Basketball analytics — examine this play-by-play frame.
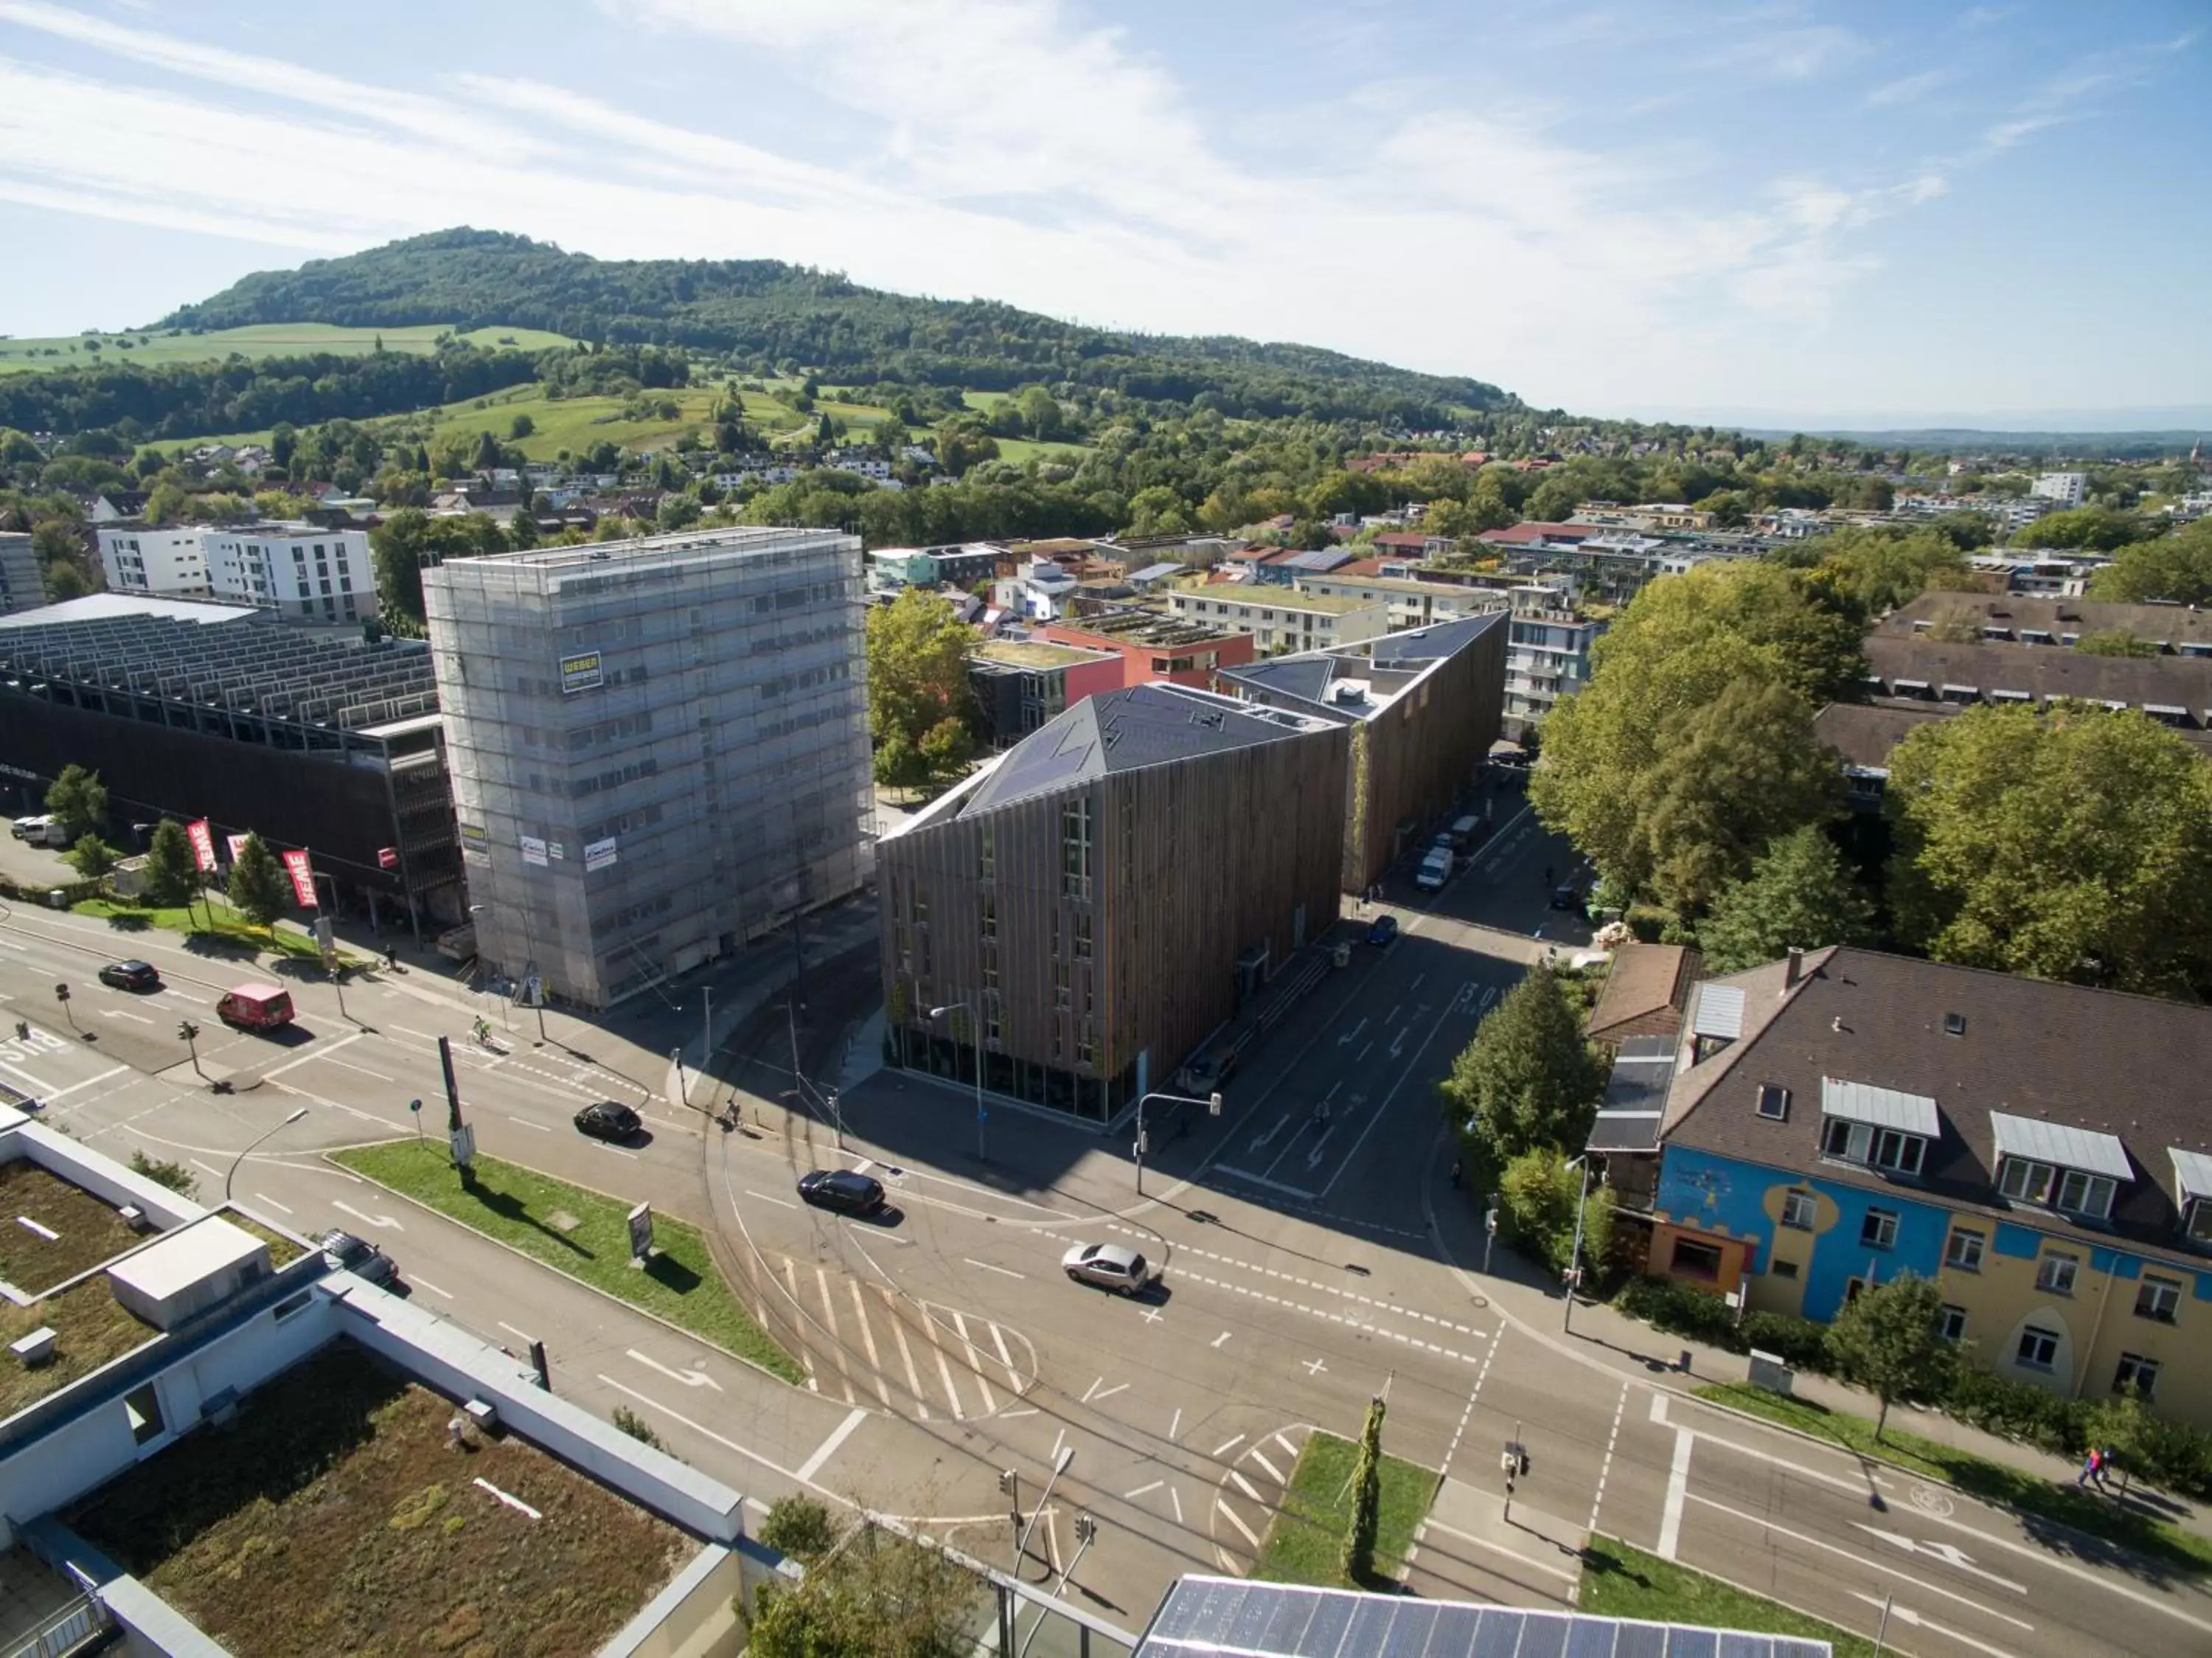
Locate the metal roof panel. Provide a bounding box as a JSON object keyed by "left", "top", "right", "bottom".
{"left": 1820, "top": 1078, "right": 1941, "bottom": 1137}
{"left": 1989, "top": 1111, "right": 2131, "bottom": 1180}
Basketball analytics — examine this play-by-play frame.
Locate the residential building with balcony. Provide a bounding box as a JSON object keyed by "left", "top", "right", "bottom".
{"left": 97, "top": 522, "right": 375, "bottom": 625}
{"left": 1504, "top": 586, "right": 1606, "bottom": 738}
{"left": 2031, "top": 471, "right": 2088, "bottom": 509}
{"left": 1164, "top": 585, "right": 1387, "bottom": 656}
{"left": 1592, "top": 946, "right": 2212, "bottom": 1427}
{"left": 967, "top": 638, "right": 1124, "bottom": 748}
{"left": 1036, "top": 608, "right": 1256, "bottom": 691}
{"left": 876, "top": 683, "right": 1349, "bottom": 1124}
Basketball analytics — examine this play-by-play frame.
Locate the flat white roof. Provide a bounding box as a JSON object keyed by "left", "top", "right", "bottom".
{"left": 107, "top": 1216, "right": 265, "bottom": 1302}
{"left": 1990, "top": 1112, "right": 2132, "bottom": 1181}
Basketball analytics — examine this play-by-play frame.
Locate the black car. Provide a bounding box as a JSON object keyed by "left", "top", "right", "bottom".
{"left": 97, "top": 960, "right": 161, "bottom": 992}
{"left": 574, "top": 1100, "right": 642, "bottom": 1141}
{"left": 316, "top": 1229, "right": 398, "bottom": 1287}
{"left": 1549, "top": 884, "right": 1589, "bottom": 916}
{"left": 797, "top": 1169, "right": 887, "bottom": 1216}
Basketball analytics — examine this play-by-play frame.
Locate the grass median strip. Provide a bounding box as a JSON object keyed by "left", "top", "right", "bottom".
{"left": 1697, "top": 1381, "right": 2212, "bottom": 1578}
{"left": 1580, "top": 1536, "right": 1877, "bottom": 1657}
{"left": 1251, "top": 1429, "right": 1433, "bottom": 1589}
{"left": 75, "top": 895, "right": 364, "bottom": 965}
{"left": 331, "top": 1138, "right": 802, "bottom": 1384}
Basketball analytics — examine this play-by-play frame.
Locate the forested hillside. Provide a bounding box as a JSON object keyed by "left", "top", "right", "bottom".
{"left": 163, "top": 229, "right": 1515, "bottom": 426}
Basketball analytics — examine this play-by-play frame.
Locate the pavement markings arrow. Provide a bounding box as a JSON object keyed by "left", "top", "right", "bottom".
{"left": 627, "top": 1348, "right": 725, "bottom": 1392}
{"left": 1846, "top": 1592, "right": 2028, "bottom": 1658}
{"left": 1850, "top": 1524, "right": 2026, "bottom": 1594}
{"left": 331, "top": 1200, "right": 403, "bottom": 1232}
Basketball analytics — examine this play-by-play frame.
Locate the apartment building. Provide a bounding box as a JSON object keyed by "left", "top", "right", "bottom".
{"left": 97, "top": 521, "right": 375, "bottom": 625}
{"left": 1596, "top": 947, "right": 2212, "bottom": 1428}
{"left": 2031, "top": 471, "right": 2089, "bottom": 509}
{"left": 1221, "top": 613, "right": 1507, "bottom": 893}
{"left": 967, "top": 638, "right": 1123, "bottom": 748}
{"left": 1505, "top": 586, "right": 1607, "bottom": 737}
{"left": 1165, "top": 584, "right": 1387, "bottom": 655}
{"left": 877, "top": 683, "right": 1348, "bottom": 1123}
{"left": 425, "top": 526, "right": 870, "bottom": 1007}
{"left": 0, "top": 531, "right": 41, "bottom": 616}
{"left": 1035, "top": 608, "right": 1256, "bottom": 691}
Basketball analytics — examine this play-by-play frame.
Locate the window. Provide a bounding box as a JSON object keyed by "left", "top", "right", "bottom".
{"left": 2000, "top": 1158, "right": 2116, "bottom": 1219}
{"left": 1861, "top": 1208, "right": 1899, "bottom": 1250}
{"left": 1669, "top": 1238, "right": 1722, "bottom": 1282}
{"left": 980, "top": 893, "right": 997, "bottom": 941}
{"left": 1756, "top": 1084, "right": 1790, "bottom": 1121}
{"left": 1944, "top": 1228, "right": 1986, "bottom": 1272}
{"left": 124, "top": 1381, "right": 166, "bottom": 1446}
{"left": 2188, "top": 1199, "right": 2212, "bottom": 1246}
{"left": 981, "top": 945, "right": 998, "bottom": 991}
{"left": 1060, "top": 797, "right": 1093, "bottom": 901}
{"left": 1843, "top": 1276, "right": 1869, "bottom": 1305}
{"left": 979, "top": 825, "right": 995, "bottom": 881}
{"left": 1053, "top": 961, "right": 1071, "bottom": 1008}
{"left": 2036, "top": 1252, "right": 2079, "bottom": 1296}
{"left": 1074, "top": 912, "right": 1093, "bottom": 960}
{"left": 1937, "top": 1304, "right": 1968, "bottom": 1343}
{"left": 1820, "top": 1117, "right": 1926, "bottom": 1176}
{"left": 2135, "top": 1276, "right": 2181, "bottom": 1324}
{"left": 1780, "top": 1190, "right": 1817, "bottom": 1231}
{"left": 911, "top": 886, "right": 929, "bottom": 926}
{"left": 1772, "top": 1258, "right": 1800, "bottom": 1280}
{"left": 2016, "top": 1327, "right": 2060, "bottom": 1371}
{"left": 2115, "top": 1353, "right": 2160, "bottom": 1401}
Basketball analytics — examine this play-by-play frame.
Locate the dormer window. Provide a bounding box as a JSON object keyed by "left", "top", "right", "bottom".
{"left": 1991, "top": 1112, "right": 2129, "bottom": 1221}
{"left": 1818, "top": 1079, "right": 1935, "bottom": 1176}
{"left": 2166, "top": 1148, "right": 2212, "bottom": 1246}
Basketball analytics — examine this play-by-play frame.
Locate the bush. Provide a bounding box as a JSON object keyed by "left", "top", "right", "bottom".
{"left": 129, "top": 1151, "right": 198, "bottom": 1199}
{"left": 1737, "top": 1311, "right": 1832, "bottom": 1373}
{"left": 611, "top": 1405, "right": 664, "bottom": 1451}
{"left": 1942, "top": 1364, "right": 2084, "bottom": 1457}
{"left": 1613, "top": 1275, "right": 1742, "bottom": 1349}
{"left": 1498, "top": 1148, "right": 1612, "bottom": 1280}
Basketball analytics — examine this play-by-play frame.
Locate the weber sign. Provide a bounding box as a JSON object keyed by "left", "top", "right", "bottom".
{"left": 557, "top": 651, "right": 604, "bottom": 694}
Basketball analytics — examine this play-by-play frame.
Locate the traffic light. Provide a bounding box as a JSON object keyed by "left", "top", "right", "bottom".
{"left": 1074, "top": 1513, "right": 1098, "bottom": 1546}
{"left": 998, "top": 1468, "right": 1018, "bottom": 1496}
{"left": 178, "top": 1021, "right": 199, "bottom": 1044}
{"left": 53, "top": 983, "right": 69, "bottom": 1003}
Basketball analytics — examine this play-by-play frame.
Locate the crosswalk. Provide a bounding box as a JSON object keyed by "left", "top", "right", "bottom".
{"left": 768, "top": 1253, "right": 1036, "bottom": 1421}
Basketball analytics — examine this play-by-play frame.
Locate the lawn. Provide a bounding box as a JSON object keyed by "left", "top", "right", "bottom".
{"left": 73, "top": 895, "right": 364, "bottom": 967}
{"left": 331, "top": 1139, "right": 801, "bottom": 1384}
{"left": 385, "top": 383, "right": 725, "bottom": 462}
{"left": 1697, "top": 1382, "right": 2212, "bottom": 1577}
{"left": 1251, "top": 1429, "right": 1435, "bottom": 1589}
{"left": 1579, "top": 1536, "right": 1878, "bottom": 1657}
{"left": 65, "top": 1340, "right": 692, "bottom": 1658}
{"left": 0, "top": 1160, "right": 144, "bottom": 1292}
{"left": 995, "top": 436, "right": 1091, "bottom": 467}
{"left": 0, "top": 322, "right": 572, "bottom": 375}
{"left": 0, "top": 1279, "right": 159, "bottom": 1418}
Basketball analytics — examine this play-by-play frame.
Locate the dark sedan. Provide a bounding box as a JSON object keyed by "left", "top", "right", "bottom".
{"left": 1366, "top": 915, "right": 1399, "bottom": 947}
{"left": 97, "top": 960, "right": 161, "bottom": 991}
{"left": 574, "top": 1100, "right": 642, "bottom": 1141}
{"left": 316, "top": 1229, "right": 397, "bottom": 1287}
{"left": 797, "top": 1169, "right": 888, "bottom": 1216}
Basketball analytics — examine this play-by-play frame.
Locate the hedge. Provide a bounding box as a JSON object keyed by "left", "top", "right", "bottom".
{"left": 1613, "top": 1275, "right": 2212, "bottom": 1501}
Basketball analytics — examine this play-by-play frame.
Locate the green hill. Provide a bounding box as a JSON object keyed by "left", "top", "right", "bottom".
{"left": 0, "top": 323, "right": 574, "bottom": 376}
{"left": 163, "top": 228, "right": 1516, "bottom": 427}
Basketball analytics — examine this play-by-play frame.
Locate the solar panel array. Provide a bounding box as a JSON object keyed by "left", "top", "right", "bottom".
{"left": 1138, "top": 1578, "right": 1831, "bottom": 1658}
{"left": 0, "top": 611, "right": 439, "bottom": 733}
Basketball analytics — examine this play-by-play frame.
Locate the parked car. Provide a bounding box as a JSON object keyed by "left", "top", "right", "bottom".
{"left": 97, "top": 960, "right": 161, "bottom": 992}
{"left": 1180, "top": 1048, "right": 1239, "bottom": 1092}
{"left": 317, "top": 1229, "right": 397, "bottom": 1287}
{"left": 1061, "top": 1241, "right": 1154, "bottom": 1294}
{"left": 1366, "top": 915, "right": 1399, "bottom": 947}
{"left": 1549, "top": 884, "right": 1589, "bottom": 916}
{"left": 798, "top": 1169, "right": 887, "bottom": 1216}
{"left": 215, "top": 982, "right": 293, "bottom": 1030}
{"left": 574, "top": 1100, "right": 641, "bottom": 1142}
{"left": 10, "top": 814, "right": 51, "bottom": 841}
{"left": 1415, "top": 848, "right": 1454, "bottom": 892}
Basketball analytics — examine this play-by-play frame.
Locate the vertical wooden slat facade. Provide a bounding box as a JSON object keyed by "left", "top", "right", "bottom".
{"left": 877, "top": 719, "right": 1347, "bottom": 1120}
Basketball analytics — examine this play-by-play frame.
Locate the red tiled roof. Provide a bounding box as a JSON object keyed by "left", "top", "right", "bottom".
{"left": 1374, "top": 531, "right": 1430, "bottom": 549}
{"left": 1478, "top": 521, "right": 1586, "bottom": 545}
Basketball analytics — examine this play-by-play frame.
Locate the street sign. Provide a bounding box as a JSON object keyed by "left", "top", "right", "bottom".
{"left": 408, "top": 1098, "right": 422, "bottom": 1114}
{"left": 627, "top": 1201, "right": 655, "bottom": 1263}
{"left": 449, "top": 1123, "right": 476, "bottom": 1172}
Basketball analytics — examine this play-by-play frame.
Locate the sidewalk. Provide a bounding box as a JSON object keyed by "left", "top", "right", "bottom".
{"left": 1418, "top": 1153, "right": 2212, "bottom": 1547}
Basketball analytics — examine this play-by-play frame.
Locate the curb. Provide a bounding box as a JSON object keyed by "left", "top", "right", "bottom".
{"left": 321, "top": 1142, "right": 807, "bottom": 1390}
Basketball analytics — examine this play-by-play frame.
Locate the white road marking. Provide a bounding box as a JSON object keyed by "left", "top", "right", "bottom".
{"left": 331, "top": 1200, "right": 403, "bottom": 1231}
{"left": 1250, "top": 1449, "right": 1284, "bottom": 1484}
{"left": 1089, "top": 1381, "right": 1127, "bottom": 1402}
{"left": 40, "top": 1064, "right": 126, "bottom": 1101}
{"left": 0, "top": 1060, "right": 56, "bottom": 1093}
{"left": 1657, "top": 1426, "right": 1693, "bottom": 1559}
{"left": 319, "top": 1055, "right": 395, "bottom": 1083}
{"left": 1082, "top": 1376, "right": 1105, "bottom": 1404}
{"left": 794, "top": 1407, "right": 869, "bottom": 1482}
{"left": 1688, "top": 1494, "right": 2034, "bottom": 1629}
{"left": 1123, "top": 1480, "right": 1164, "bottom": 1499}
{"left": 498, "top": 1321, "right": 534, "bottom": 1341}
{"left": 814, "top": 1266, "right": 854, "bottom": 1405}
{"left": 987, "top": 1321, "right": 1021, "bottom": 1392}
{"left": 961, "top": 1257, "right": 1025, "bottom": 1279}
{"left": 627, "top": 1349, "right": 723, "bottom": 1392}
{"left": 1171, "top": 1486, "right": 1183, "bottom": 1525}
{"left": 1420, "top": 1516, "right": 1581, "bottom": 1584}
{"left": 1212, "top": 1433, "right": 1246, "bottom": 1457}
{"left": 264, "top": 1030, "right": 366, "bottom": 1080}
{"left": 1211, "top": 1331, "right": 1231, "bottom": 1349}
{"left": 594, "top": 1142, "right": 639, "bottom": 1159}
{"left": 1851, "top": 1524, "right": 2026, "bottom": 1594}
{"left": 503, "top": 1114, "right": 551, "bottom": 1131}
{"left": 596, "top": 1375, "right": 820, "bottom": 1490}
{"left": 411, "top": 1277, "right": 453, "bottom": 1299}
{"left": 1168, "top": 1407, "right": 1182, "bottom": 1442}
{"left": 189, "top": 1157, "right": 222, "bottom": 1178}
{"left": 250, "top": 1193, "right": 293, "bottom": 1215}
{"left": 390, "top": 1024, "right": 441, "bottom": 1043}
{"left": 1846, "top": 1594, "right": 2024, "bottom": 1658}
{"left": 849, "top": 1280, "right": 891, "bottom": 1408}
{"left": 745, "top": 1188, "right": 799, "bottom": 1209}
{"left": 887, "top": 1302, "right": 930, "bottom": 1420}
{"left": 1215, "top": 1498, "right": 1259, "bottom": 1548}
{"left": 931, "top": 1330, "right": 966, "bottom": 1421}
{"left": 99, "top": 1008, "right": 153, "bottom": 1025}
{"left": 1229, "top": 1470, "right": 1262, "bottom": 1502}
{"left": 951, "top": 1310, "right": 998, "bottom": 1412}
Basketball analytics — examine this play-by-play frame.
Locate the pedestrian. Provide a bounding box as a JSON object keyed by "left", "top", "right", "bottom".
{"left": 384, "top": 943, "right": 397, "bottom": 971}
{"left": 1450, "top": 1159, "right": 1463, "bottom": 1190}
{"left": 2093, "top": 1446, "right": 2116, "bottom": 1492}
{"left": 2077, "top": 1447, "right": 2103, "bottom": 1488}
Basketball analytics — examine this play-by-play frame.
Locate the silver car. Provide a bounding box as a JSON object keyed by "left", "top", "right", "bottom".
{"left": 1061, "top": 1241, "right": 1152, "bottom": 1294}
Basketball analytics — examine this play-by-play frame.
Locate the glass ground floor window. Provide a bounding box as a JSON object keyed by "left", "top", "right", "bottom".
{"left": 888, "top": 1024, "right": 1137, "bottom": 1124}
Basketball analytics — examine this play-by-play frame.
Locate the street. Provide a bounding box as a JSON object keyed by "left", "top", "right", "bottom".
{"left": 6, "top": 796, "right": 2210, "bottom": 1657}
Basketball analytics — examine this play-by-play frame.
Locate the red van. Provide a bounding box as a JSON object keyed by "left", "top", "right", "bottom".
{"left": 216, "top": 982, "right": 294, "bottom": 1031}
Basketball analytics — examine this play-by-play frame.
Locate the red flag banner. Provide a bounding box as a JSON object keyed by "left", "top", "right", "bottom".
{"left": 377, "top": 847, "right": 400, "bottom": 870}
{"left": 226, "top": 833, "right": 251, "bottom": 866}
{"left": 185, "top": 819, "right": 218, "bottom": 873}
{"left": 280, "top": 848, "right": 318, "bottom": 908}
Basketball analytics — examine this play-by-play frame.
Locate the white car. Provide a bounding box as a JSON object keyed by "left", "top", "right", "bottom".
{"left": 1061, "top": 1241, "right": 1154, "bottom": 1294}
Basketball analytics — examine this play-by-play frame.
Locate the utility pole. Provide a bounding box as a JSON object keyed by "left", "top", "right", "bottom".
{"left": 1564, "top": 1154, "right": 1593, "bottom": 1333}
{"left": 178, "top": 1020, "right": 203, "bottom": 1079}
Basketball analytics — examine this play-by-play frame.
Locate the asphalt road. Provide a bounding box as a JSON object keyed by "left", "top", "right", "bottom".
{"left": 9, "top": 805, "right": 2211, "bottom": 1654}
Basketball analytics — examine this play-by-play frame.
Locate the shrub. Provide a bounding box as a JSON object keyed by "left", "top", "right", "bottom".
{"left": 129, "top": 1151, "right": 198, "bottom": 1199}
{"left": 1737, "top": 1311, "right": 1832, "bottom": 1373}
{"left": 1612, "top": 1276, "right": 1742, "bottom": 1350}
{"left": 1941, "top": 1364, "right": 2083, "bottom": 1456}
{"left": 611, "top": 1405, "right": 664, "bottom": 1451}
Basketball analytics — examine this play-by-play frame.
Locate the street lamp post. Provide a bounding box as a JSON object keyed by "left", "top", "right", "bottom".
{"left": 1132, "top": 1089, "right": 1222, "bottom": 1196}
{"left": 928, "top": 1002, "right": 986, "bottom": 1163}
{"left": 1562, "top": 1153, "right": 1593, "bottom": 1334}
{"left": 224, "top": 1106, "right": 310, "bottom": 1201}
{"left": 1012, "top": 1445, "right": 1074, "bottom": 1578}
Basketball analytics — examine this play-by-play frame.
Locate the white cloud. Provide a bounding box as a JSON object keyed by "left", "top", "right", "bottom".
{"left": 1866, "top": 69, "right": 1950, "bottom": 106}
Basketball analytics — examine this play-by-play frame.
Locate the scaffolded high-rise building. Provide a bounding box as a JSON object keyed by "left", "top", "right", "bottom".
{"left": 425, "top": 527, "right": 870, "bottom": 1007}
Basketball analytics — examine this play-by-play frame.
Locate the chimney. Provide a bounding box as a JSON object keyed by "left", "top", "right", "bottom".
{"left": 1785, "top": 947, "right": 1805, "bottom": 988}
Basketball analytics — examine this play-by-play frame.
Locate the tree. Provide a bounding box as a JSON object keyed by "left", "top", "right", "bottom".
{"left": 917, "top": 715, "right": 974, "bottom": 787}
{"left": 2015, "top": 505, "right": 2151, "bottom": 552}
{"left": 509, "top": 412, "right": 535, "bottom": 439}
{"left": 1498, "top": 1147, "right": 1614, "bottom": 1277}
{"left": 1438, "top": 963, "right": 1607, "bottom": 1170}
{"left": 758, "top": 1495, "right": 841, "bottom": 1563}
{"left": 128, "top": 1151, "right": 198, "bottom": 1198}
{"left": 2088, "top": 518, "right": 2212, "bottom": 606}
{"left": 1342, "top": 1395, "right": 1385, "bottom": 1586}
{"left": 226, "top": 833, "right": 291, "bottom": 936}
{"left": 44, "top": 561, "right": 91, "bottom": 600}
{"left": 45, "top": 763, "right": 108, "bottom": 842}
{"left": 872, "top": 728, "right": 927, "bottom": 794}
{"left": 142, "top": 819, "right": 200, "bottom": 908}
{"left": 66, "top": 833, "right": 116, "bottom": 884}
{"left": 1697, "top": 825, "right": 1873, "bottom": 975}
{"left": 1885, "top": 704, "right": 2212, "bottom": 997}
{"left": 1823, "top": 1274, "right": 1956, "bottom": 1441}
{"left": 2085, "top": 1384, "right": 2160, "bottom": 1502}
{"left": 2073, "top": 628, "right": 2157, "bottom": 659}
{"left": 1015, "top": 385, "right": 1062, "bottom": 440}
{"left": 1805, "top": 527, "right": 1971, "bottom": 618}
{"left": 866, "top": 588, "right": 977, "bottom": 757}
{"left": 744, "top": 1519, "right": 974, "bottom": 1658}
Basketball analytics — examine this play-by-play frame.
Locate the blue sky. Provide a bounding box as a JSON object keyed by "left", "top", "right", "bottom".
{"left": 0, "top": 0, "right": 2204, "bottom": 426}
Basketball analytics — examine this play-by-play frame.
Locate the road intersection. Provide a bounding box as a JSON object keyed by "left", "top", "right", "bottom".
{"left": 5, "top": 801, "right": 2209, "bottom": 1652}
